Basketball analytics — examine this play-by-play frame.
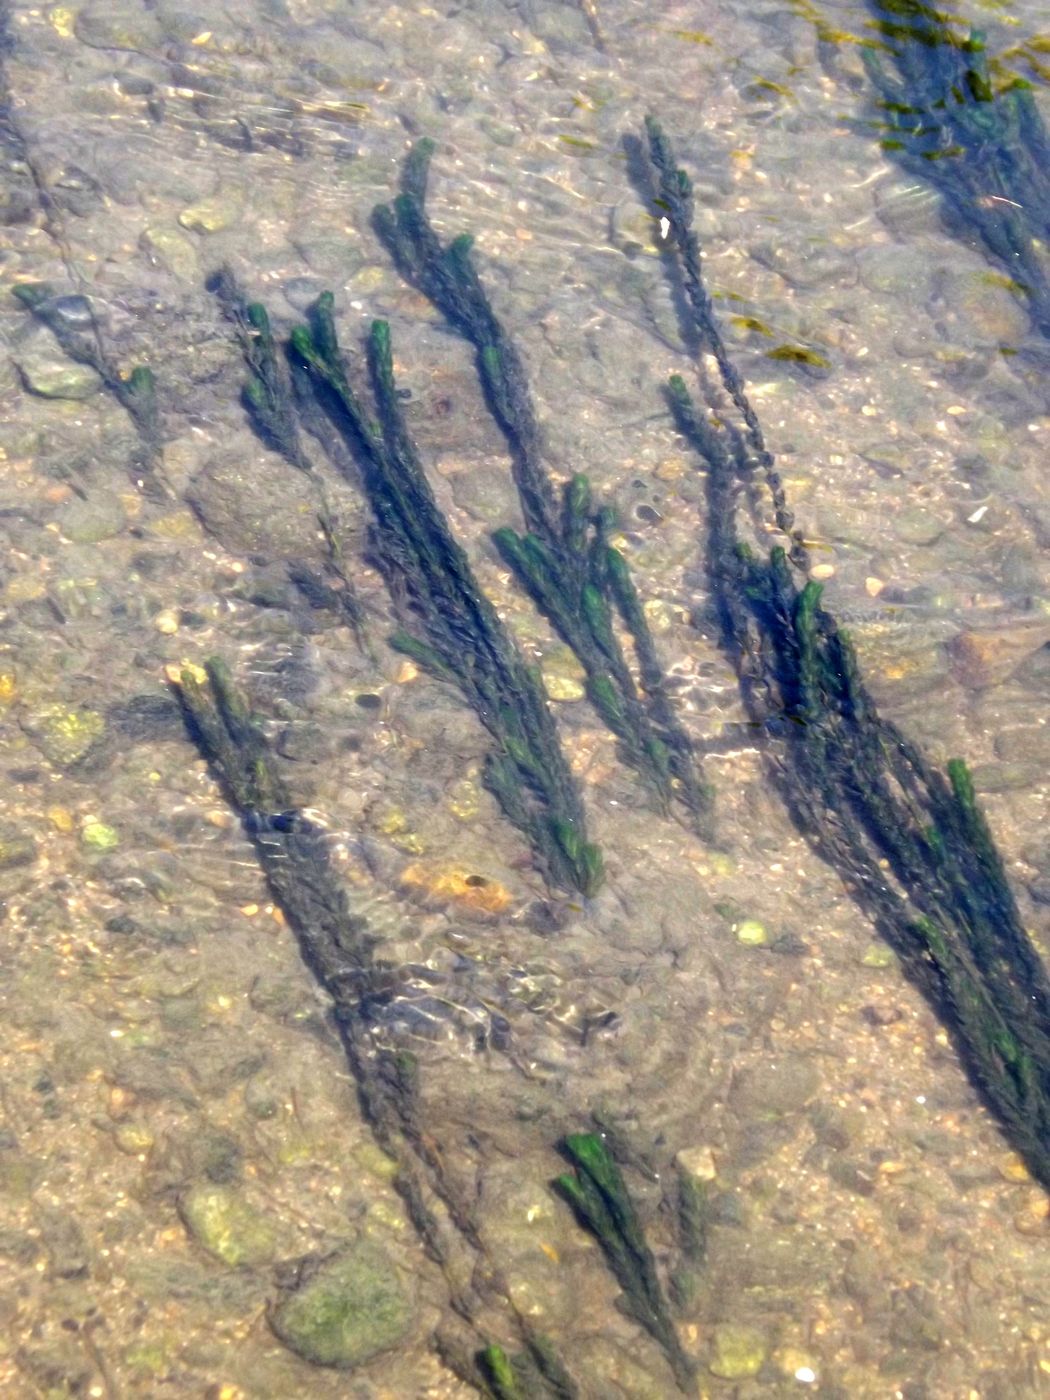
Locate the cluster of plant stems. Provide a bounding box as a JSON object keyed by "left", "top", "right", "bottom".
{"left": 11, "top": 86, "right": 1049, "bottom": 1394}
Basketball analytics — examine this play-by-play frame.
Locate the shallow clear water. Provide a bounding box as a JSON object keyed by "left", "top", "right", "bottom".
{"left": 0, "top": 0, "right": 1047, "bottom": 1395}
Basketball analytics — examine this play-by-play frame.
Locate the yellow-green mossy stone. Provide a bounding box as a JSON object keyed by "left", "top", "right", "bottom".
{"left": 178, "top": 1184, "right": 276, "bottom": 1267}
{"left": 270, "top": 1242, "right": 412, "bottom": 1369}
{"left": 709, "top": 1322, "right": 767, "bottom": 1379}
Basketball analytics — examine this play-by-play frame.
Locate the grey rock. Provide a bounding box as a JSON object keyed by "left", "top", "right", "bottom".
{"left": 139, "top": 225, "right": 200, "bottom": 281}
{"left": 450, "top": 464, "right": 517, "bottom": 524}
{"left": 186, "top": 454, "right": 325, "bottom": 560}
{"left": 858, "top": 245, "right": 932, "bottom": 300}
{"left": 178, "top": 1184, "right": 277, "bottom": 1266}
{"left": 75, "top": 1, "right": 163, "bottom": 50}
{"left": 994, "top": 725, "right": 1050, "bottom": 767}
{"left": 40, "top": 295, "right": 96, "bottom": 330}
{"left": 57, "top": 489, "right": 126, "bottom": 543}
{"left": 730, "top": 1054, "right": 821, "bottom": 1119}
{"left": 282, "top": 276, "right": 327, "bottom": 313}
{"left": 874, "top": 178, "right": 944, "bottom": 237}
{"left": 0, "top": 823, "right": 37, "bottom": 873}
{"left": 751, "top": 237, "right": 857, "bottom": 290}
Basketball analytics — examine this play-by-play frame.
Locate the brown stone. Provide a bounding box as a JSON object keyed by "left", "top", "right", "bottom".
{"left": 946, "top": 621, "right": 1050, "bottom": 689}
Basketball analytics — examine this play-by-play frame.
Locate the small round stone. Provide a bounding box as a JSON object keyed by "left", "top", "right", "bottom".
{"left": 178, "top": 193, "right": 243, "bottom": 234}
{"left": 43, "top": 295, "right": 96, "bottom": 329}
{"left": 676, "top": 1144, "right": 717, "bottom": 1182}
{"left": 709, "top": 1322, "right": 768, "bottom": 1379}
{"left": 736, "top": 918, "right": 768, "bottom": 946}
{"left": 153, "top": 609, "right": 180, "bottom": 635}
{"left": 178, "top": 1184, "right": 276, "bottom": 1266}
{"left": 81, "top": 820, "right": 119, "bottom": 851}
{"left": 543, "top": 672, "right": 586, "bottom": 702}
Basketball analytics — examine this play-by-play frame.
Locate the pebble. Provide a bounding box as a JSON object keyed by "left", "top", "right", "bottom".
{"left": 47, "top": 806, "right": 74, "bottom": 833}
{"left": 542, "top": 672, "right": 585, "bottom": 702}
{"left": 293, "top": 233, "right": 366, "bottom": 279}
{"left": 935, "top": 268, "right": 1031, "bottom": 346}
{"left": 178, "top": 193, "right": 243, "bottom": 234}
{"left": 735, "top": 918, "right": 768, "bottom": 946}
{"left": 996, "top": 1152, "right": 1031, "bottom": 1184}
{"left": 541, "top": 647, "right": 587, "bottom": 702}
{"left": 708, "top": 1322, "right": 767, "bottom": 1379}
{"left": 186, "top": 454, "right": 327, "bottom": 561}
{"left": 450, "top": 463, "right": 518, "bottom": 524}
{"left": 0, "top": 825, "right": 37, "bottom": 872}
{"left": 874, "top": 178, "right": 944, "bottom": 237}
{"left": 41, "top": 295, "right": 96, "bottom": 330}
{"left": 993, "top": 725, "right": 1050, "bottom": 767}
{"left": 269, "top": 1242, "right": 412, "bottom": 1368}
{"left": 177, "top": 1184, "right": 277, "bottom": 1267}
{"left": 730, "top": 1055, "right": 821, "bottom": 1118}
{"left": 57, "top": 489, "right": 126, "bottom": 544}
{"left": 282, "top": 276, "right": 327, "bottom": 313}
{"left": 153, "top": 608, "right": 180, "bottom": 635}
{"left": 676, "top": 1144, "right": 717, "bottom": 1182}
{"left": 970, "top": 760, "right": 1041, "bottom": 794}
{"left": 1012, "top": 1191, "right": 1049, "bottom": 1237}
{"left": 15, "top": 350, "right": 102, "bottom": 401}
{"left": 773, "top": 1346, "right": 820, "bottom": 1384}
{"left": 398, "top": 863, "right": 512, "bottom": 919}
{"left": 81, "top": 820, "right": 119, "bottom": 851}
{"left": 893, "top": 505, "right": 945, "bottom": 547}
{"left": 139, "top": 226, "right": 200, "bottom": 282}
{"left": 750, "top": 237, "right": 856, "bottom": 290}
{"left": 858, "top": 245, "right": 932, "bottom": 299}
{"left": 74, "top": 1, "right": 162, "bottom": 50}
{"left": 26, "top": 704, "right": 106, "bottom": 768}
{"left": 947, "top": 621, "right": 1050, "bottom": 690}
{"left": 114, "top": 1122, "right": 155, "bottom": 1155}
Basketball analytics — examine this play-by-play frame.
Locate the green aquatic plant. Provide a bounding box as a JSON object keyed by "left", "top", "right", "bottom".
{"left": 290, "top": 299, "right": 603, "bottom": 897}
{"left": 374, "top": 141, "right": 713, "bottom": 835}
{"left": 210, "top": 269, "right": 599, "bottom": 893}
{"left": 554, "top": 1132, "right": 694, "bottom": 1391}
{"left": 862, "top": 0, "right": 1050, "bottom": 334}
{"left": 644, "top": 115, "right": 1050, "bottom": 1190}
{"left": 477, "top": 1344, "right": 526, "bottom": 1400}
{"left": 209, "top": 268, "right": 368, "bottom": 649}
{"left": 171, "top": 659, "right": 582, "bottom": 1394}
{"left": 12, "top": 281, "right": 166, "bottom": 490}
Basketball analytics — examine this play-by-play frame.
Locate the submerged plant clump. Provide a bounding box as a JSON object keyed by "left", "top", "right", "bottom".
{"left": 211, "top": 271, "right": 602, "bottom": 897}
{"left": 554, "top": 1132, "right": 694, "bottom": 1391}
{"left": 12, "top": 281, "right": 165, "bottom": 489}
{"left": 374, "top": 141, "right": 713, "bottom": 836}
{"left": 38, "top": 99, "right": 1039, "bottom": 1392}
{"left": 863, "top": 0, "right": 1050, "bottom": 334}
{"left": 170, "top": 660, "right": 584, "bottom": 1395}
{"left": 643, "top": 115, "right": 1050, "bottom": 1189}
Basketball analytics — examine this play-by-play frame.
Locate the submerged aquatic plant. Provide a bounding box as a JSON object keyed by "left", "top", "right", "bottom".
{"left": 212, "top": 264, "right": 601, "bottom": 896}
{"left": 554, "top": 1131, "right": 694, "bottom": 1390}
{"left": 161, "top": 108, "right": 1045, "bottom": 1397}
{"left": 171, "top": 659, "right": 583, "bottom": 1395}
{"left": 209, "top": 268, "right": 369, "bottom": 648}
{"left": 12, "top": 281, "right": 166, "bottom": 490}
{"left": 374, "top": 142, "right": 713, "bottom": 835}
{"left": 644, "top": 115, "right": 1050, "bottom": 1189}
{"left": 291, "top": 299, "right": 604, "bottom": 897}
{"left": 862, "top": 0, "right": 1050, "bottom": 334}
